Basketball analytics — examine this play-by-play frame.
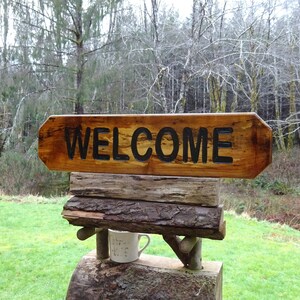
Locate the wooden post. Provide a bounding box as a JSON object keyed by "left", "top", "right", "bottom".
{"left": 96, "top": 228, "right": 109, "bottom": 260}
{"left": 179, "top": 236, "right": 202, "bottom": 270}
{"left": 163, "top": 235, "right": 189, "bottom": 267}
{"left": 179, "top": 236, "right": 199, "bottom": 253}
{"left": 163, "top": 235, "right": 202, "bottom": 270}
{"left": 188, "top": 239, "right": 202, "bottom": 270}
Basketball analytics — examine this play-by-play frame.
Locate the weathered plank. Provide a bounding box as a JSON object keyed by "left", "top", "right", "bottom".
{"left": 39, "top": 113, "right": 272, "bottom": 178}
{"left": 62, "top": 197, "right": 225, "bottom": 240}
{"left": 70, "top": 172, "right": 220, "bottom": 206}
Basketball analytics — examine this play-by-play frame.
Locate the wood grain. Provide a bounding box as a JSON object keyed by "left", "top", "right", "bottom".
{"left": 70, "top": 172, "right": 220, "bottom": 206}
{"left": 62, "top": 196, "right": 225, "bottom": 240}
{"left": 39, "top": 113, "right": 272, "bottom": 178}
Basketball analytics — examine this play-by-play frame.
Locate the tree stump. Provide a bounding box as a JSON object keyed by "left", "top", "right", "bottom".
{"left": 66, "top": 250, "right": 222, "bottom": 300}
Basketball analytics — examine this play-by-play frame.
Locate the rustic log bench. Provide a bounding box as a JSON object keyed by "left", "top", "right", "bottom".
{"left": 62, "top": 172, "right": 224, "bottom": 270}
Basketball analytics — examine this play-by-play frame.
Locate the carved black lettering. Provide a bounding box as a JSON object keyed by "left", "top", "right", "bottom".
{"left": 131, "top": 127, "right": 153, "bottom": 161}
{"left": 155, "top": 127, "right": 179, "bottom": 162}
{"left": 183, "top": 127, "right": 208, "bottom": 163}
{"left": 213, "top": 127, "right": 233, "bottom": 163}
{"left": 65, "top": 127, "right": 91, "bottom": 159}
{"left": 113, "top": 127, "right": 129, "bottom": 161}
{"left": 93, "top": 128, "right": 110, "bottom": 160}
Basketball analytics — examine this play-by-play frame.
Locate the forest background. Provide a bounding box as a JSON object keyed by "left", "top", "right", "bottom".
{"left": 0, "top": 0, "right": 299, "bottom": 226}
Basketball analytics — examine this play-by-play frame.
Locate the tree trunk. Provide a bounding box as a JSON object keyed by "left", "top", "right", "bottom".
{"left": 74, "top": 0, "right": 85, "bottom": 114}
{"left": 288, "top": 65, "right": 296, "bottom": 149}
{"left": 66, "top": 252, "right": 223, "bottom": 300}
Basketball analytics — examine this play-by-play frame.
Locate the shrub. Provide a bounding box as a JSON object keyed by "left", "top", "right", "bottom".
{"left": 223, "top": 148, "right": 300, "bottom": 196}
{"left": 0, "top": 149, "right": 69, "bottom": 196}
{"left": 268, "top": 180, "right": 293, "bottom": 195}
{"left": 264, "top": 148, "right": 300, "bottom": 194}
{"left": 221, "top": 147, "right": 300, "bottom": 229}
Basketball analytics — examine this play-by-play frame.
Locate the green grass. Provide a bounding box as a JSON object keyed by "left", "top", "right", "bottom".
{"left": 0, "top": 196, "right": 300, "bottom": 300}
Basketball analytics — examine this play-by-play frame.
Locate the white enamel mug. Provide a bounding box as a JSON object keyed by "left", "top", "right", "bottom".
{"left": 108, "top": 230, "right": 150, "bottom": 263}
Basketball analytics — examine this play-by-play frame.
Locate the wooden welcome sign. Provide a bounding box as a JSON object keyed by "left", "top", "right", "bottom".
{"left": 38, "top": 113, "right": 272, "bottom": 178}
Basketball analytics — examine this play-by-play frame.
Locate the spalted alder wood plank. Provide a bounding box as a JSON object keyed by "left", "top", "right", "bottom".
{"left": 70, "top": 172, "right": 220, "bottom": 206}
{"left": 62, "top": 197, "right": 225, "bottom": 240}
{"left": 39, "top": 113, "right": 272, "bottom": 178}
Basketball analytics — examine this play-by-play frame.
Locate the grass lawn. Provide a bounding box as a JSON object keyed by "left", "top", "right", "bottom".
{"left": 0, "top": 196, "right": 299, "bottom": 299}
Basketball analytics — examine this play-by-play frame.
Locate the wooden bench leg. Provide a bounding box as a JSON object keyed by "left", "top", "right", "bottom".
{"left": 188, "top": 238, "right": 202, "bottom": 270}
{"left": 163, "top": 235, "right": 202, "bottom": 270}
{"left": 77, "top": 228, "right": 202, "bottom": 268}
{"left": 96, "top": 228, "right": 109, "bottom": 260}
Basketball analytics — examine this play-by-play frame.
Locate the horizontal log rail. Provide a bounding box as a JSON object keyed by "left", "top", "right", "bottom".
{"left": 62, "top": 197, "right": 225, "bottom": 240}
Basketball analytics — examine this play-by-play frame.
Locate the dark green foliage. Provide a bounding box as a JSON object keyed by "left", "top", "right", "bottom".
{"left": 226, "top": 148, "right": 300, "bottom": 196}
{"left": 268, "top": 180, "right": 293, "bottom": 195}
{"left": 252, "top": 174, "right": 270, "bottom": 189}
